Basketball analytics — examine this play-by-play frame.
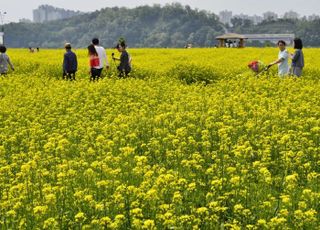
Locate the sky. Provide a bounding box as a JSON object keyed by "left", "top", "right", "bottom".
{"left": 1, "top": 0, "right": 320, "bottom": 23}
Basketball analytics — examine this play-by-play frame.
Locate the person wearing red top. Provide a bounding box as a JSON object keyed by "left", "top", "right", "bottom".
{"left": 87, "top": 44, "right": 100, "bottom": 81}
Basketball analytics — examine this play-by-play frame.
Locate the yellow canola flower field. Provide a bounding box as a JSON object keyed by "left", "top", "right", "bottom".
{"left": 0, "top": 48, "right": 320, "bottom": 229}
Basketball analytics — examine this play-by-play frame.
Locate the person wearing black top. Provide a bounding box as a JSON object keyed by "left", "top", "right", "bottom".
{"left": 63, "top": 43, "right": 78, "bottom": 80}
{"left": 112, "top": 42, "right": 131, "bottom": 78}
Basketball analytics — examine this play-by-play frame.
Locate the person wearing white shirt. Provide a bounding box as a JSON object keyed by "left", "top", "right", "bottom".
{"left": 91, "top": 38, "right": 110, "bottom": 78}
{"left": 267, "top": 40, "right": 289, "bottom": 77}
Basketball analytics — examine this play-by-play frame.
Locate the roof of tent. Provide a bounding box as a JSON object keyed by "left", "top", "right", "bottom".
{"left": 216, "top": 33, "right": 248, "bottom": 39}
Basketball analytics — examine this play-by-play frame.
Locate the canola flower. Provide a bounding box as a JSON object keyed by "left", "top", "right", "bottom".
{"left": 0, "top": 48, "right": 319, "bottom": 229}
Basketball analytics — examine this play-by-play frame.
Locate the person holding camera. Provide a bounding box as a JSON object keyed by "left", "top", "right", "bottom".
{"left": 112, "top": 41, "right": 131, "bottom": 78}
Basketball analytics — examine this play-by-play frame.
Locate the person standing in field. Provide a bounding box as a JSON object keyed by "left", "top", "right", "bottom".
{"left": 112, "top": 41, "right": 131, "bottom": 78}
{"left": 63, "top": 43, "right": 78, "bottom": 80}
{"left": 91, "top": 38, "right": 109, "bottom": 78}
{"left": 88, "top": 44, "right": 100, "bottom": 81}
{"left": 0, "top": 45, "right": 14, "bottom": 75}
{"left": 290, "top": 38, "right": 304, "bottom": 77}
{"left": 267, "top": 40, "right": 289, "bottom": 76}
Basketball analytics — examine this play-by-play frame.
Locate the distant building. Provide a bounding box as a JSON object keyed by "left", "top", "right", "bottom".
{"left": 283, "top": 11, "right": 299, "bottom": 19}
{"left": 216, "top": 33, "right": 295, "bottom": 48}
{"left": 19, "top": 18, "right": 32, "bottom": 23}
{"left": 244, "top": 33, "right": 295, "bottom": 45}
{"left": 218, "top": 10, "right": 319, "bottom": 25}
{"left": 232, "top": 13, "right": 263, "bottom": 25}
{"left": 33, "top": 5, "right": 82, "bottom": 23}
{"left": 308, "top": 14, "right": 320, "bottom": 21}
{"left": 219, "top": 10, "right": 233, "bottom": 25}
{"left": 263, "top": 11, "right": 278, "bottom": 21}
{"left": 216, "top": 33, "right": 247, "bottom": 48}
{"left": 233, "top": 13, "right": 250, "bottom": 20}
{"left": 250, "top": 15, "right": 263, "bottom": 25}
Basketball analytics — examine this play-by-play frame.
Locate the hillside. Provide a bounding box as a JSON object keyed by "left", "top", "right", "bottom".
{"left": 4, "top": 3, "right": 224, "bottom": 48}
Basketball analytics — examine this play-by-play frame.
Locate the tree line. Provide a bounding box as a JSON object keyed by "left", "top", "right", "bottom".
{"left": 4, "top": 3, "right": 223, "bottom": 48}
{"left": 4, "top": 4, "right": 320, "bottom": 48}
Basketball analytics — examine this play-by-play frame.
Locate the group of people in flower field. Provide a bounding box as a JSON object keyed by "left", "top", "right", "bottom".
{"left": 1, "top": 37, "right": 304, "bottom": 79}
{"left": 0, "top": 37, "right": 131, "bottom": 81}
{"left": 63, "top": 38, "right": 132, "bottom": 81}
{"left": 248, "top": 38, "right": 304, "bottom": 77}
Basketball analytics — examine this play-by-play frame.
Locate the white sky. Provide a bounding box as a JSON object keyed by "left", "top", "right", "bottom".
{"left": 1, "top": 0, "right": 320, "bottom": 23}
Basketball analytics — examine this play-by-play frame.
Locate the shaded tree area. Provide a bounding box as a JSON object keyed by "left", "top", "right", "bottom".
{"left": 4, "top": 3, "right": 224, "bottom": 48}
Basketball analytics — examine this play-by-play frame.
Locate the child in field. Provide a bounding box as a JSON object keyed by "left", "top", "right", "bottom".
{"left": 63, "top": 43, "right": 78, "bottom": 80}
{"left": 0, "top": 45, "right": 14, "bottom": 75}
{"left": 88, "top": 44, "right": 100, "bottom": 81}
{"left": 112, "top": 40, "right": 131, "bottom": 78}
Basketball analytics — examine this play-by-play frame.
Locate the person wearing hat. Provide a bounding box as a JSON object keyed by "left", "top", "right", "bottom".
{"left": 63, "top": 43, "right": 78, "bottom": 80}
{"left": 0, "top": 45, "right": 14, "bottom": 75}
{"left": 112, "top": 41, "right": 131, "bottom": 78}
